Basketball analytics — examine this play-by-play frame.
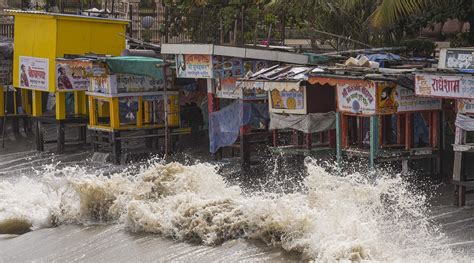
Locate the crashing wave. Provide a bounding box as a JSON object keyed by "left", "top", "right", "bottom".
{"left": 0, "top": 160, "right": 459, "bottom": 261}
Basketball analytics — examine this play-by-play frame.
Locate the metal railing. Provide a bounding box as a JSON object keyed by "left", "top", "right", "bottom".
{"left": 0, "top": 15, "right": 14, "bottom": 39}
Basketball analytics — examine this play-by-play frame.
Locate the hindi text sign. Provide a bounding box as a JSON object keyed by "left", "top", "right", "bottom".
{"left": 176, "top": 54, "right": 213, "bottom": 78}
{"left": 415, "top": 73, "right": 474, "bottom": 99}
{"left": 337, "top": 83, "right": 376, "bottom": 114}
{"left": 19, "top": 56, "right": 49, "bottom": 91}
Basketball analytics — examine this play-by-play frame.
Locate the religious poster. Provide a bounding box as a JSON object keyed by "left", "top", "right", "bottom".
{"left": 270, "top": 86, "right": 306, "bottom": 114}
{"left": 376, "top": 82, "right": 398, "bottom": 114}
{"left": 415, "top": 73, "right": 474, "bottom": 99}
{"left": 19, "top": 56, "right": 49, "bottom": 91}
{"left": 176, "top": 54, "right": 213, "bottom": 78}
{"left": 396, "top": 86, "right": 442, "bottom": 112}
{"left": 215, "top": 78, "right": 240, "bottom": 99}
{"left": 56, "top": 60, "right": 91, "bottom": 91}
{"left": 90, "top": 75, "right": 112, "bottom": 94}
{"left": 119, "top": 97, "right": 138, "bottom": 124}
{"left": 337, "top": 83, "right": 376, "bottom": 114}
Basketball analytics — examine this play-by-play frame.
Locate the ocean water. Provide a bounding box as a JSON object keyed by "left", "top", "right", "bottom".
{"left": 1, "top": 154, "right": 473, "bottom": 262}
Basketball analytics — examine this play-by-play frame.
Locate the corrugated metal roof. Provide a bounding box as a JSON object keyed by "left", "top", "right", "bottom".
{"left": 246, "top": 65, "right": 321, "bottom": 81}
{"left": 4, "top": 9, "right": 129, "bottom": 23}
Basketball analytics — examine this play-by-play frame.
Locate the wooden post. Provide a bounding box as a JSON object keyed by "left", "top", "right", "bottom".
{"left": 369, "top": 115, "right": 379, "bottom": 169}
{"left": 109, "top": 97, "right": 120, "bottom": 129}
{"left": 74, "top": 91, "right": 87, "bottom": 115}
{"left": 272, "top": 129, "right": 278, "bottom": 147}
{"left": 357, "top": 116, "right": 363, "bottom": 147}
{"left": 56, "top": 92, "right": 66, "bottom": 120}
{"left": 111, "top": 131, "right": 121, "bottom": 164}
{"left": 32, "top": 90, "right": 43, "bottom": 117}
{"left": 336, "top": 112, "right": 342, "bottom": 165}
{"left": 431, "top": 111, "right": 439, "bottom": 148}
{"left": 341, "top": 113, "right": 348, "bottom": 148}
{"left": 305, "top": 133, "right": 312, "bottom": 150}
{"left": 396, "top": 114, "right": 402, "bottom": 145}
{"left": 240, "top": 126, "right": 250, "bottom": 171}
{"left": 35, "top": 120, "right": 44, "bottom": 151}
{"left": 57, "top": 122, "right": 65, "bottom": 153}
{"left": 144, "top": 101, "right": 150, "bottom": 124}
{"left": 405, "top": 113, "right": 412, "bottom": 150}
{"left": 74, "top": 91, "right": 80, "bottom": 115}
{"left": 329, "top": 129, "right": 336, "bottom": 148}
{"left": 13, "top": 91, "right": 17, "bottom": 115}
{"left": 88, "top": 96, "right": 97, "bottom": 126}
{"left": 137, "top": 97, "right": 143, "bottom": 128}
{"left": 378, "top": 115, "right": 384, "bottom": 147}
{"left": 21, "top": 89, "right": 31, "bottom": 115}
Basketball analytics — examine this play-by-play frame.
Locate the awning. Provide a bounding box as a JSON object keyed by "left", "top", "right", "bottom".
{"left": 308, "top": 76, "right": 369, "bottom": 86}
{"left": 105, "top": 56, "right": 164, "bottom": 79}
{"left": 455, "top": 113, "right": 474, "bottom": 131}
{"left": 264, "top": 81, "right": 301, "bottom": 91}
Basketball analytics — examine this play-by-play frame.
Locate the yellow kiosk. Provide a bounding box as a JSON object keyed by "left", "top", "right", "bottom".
{"left": 7, "top": 10, "right": 127, "bottom": 152}
{"left": 86, "top": 57, "right": 190, "bottom": 163}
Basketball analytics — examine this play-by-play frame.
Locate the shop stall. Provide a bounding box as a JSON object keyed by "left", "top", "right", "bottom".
{"left": 7, "top": 10, "right": 128, "bottom": 152}
{"left": 310, "top": 68, "right": 442, "bottom": 171}
{"left": 86, "top": 56, "right": 190, "bottom": 163}
{"left": 414, "top": 69, "right": 474, "bottom": 206}
{"left": 161, "top": 44, "right": 309, "bottom": 171}
{"left": 237, "top": 65, "right": 337, "bottom": 157}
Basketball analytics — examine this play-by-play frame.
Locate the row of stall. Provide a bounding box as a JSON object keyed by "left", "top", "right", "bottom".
{"left": 2, "top": 10, "right": 474, "bottom": 206}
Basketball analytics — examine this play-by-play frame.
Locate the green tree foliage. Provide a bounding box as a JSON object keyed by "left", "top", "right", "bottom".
{"left": 159, "top": 0, "right": 474, "bottom": 47}
{"left": 161, "top": 0, "right": 271, "bottom": 44}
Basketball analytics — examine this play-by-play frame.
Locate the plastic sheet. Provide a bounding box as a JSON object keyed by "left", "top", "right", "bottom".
{"left": 209, "top": 101, "right": 268, "bottom": 153}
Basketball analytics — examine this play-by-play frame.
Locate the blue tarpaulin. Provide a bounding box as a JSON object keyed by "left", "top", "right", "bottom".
{"left": 357, "top": 53, "right": 401, "bottom": 68}
{"left": 209, "top": 100, "right": 269, "bottom": 153}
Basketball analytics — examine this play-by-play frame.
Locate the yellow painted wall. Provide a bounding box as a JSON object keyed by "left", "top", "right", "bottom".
{"left": 56, "top": 18, "right": 126, "bottom": 58}
{"left": 12, "top": 14, "right": 57, "bottom": 92}
{"left": 12, "top": 13, "right": 127, "bottom": 93}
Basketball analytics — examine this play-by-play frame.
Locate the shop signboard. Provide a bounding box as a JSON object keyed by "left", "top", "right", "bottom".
{"left": 337, "top": 83, "right": 376, "bottom": 114}
{"left": 441, "top": 49, "right": 474, "bottom": 70}
{"left": 213, "top": 56, "right": 244, "bottom": 78}
{"left": 19, "top": 56, "right": 49, "bottom": 91}
{"left": 240, "top": 80, "right": 267, "bottom": 100}
{"left": 415, "top": 73, "right": 474, "bottom": 99}
{"left": 55, "top": 60, "right": 91, "bottom": 91}
{"left": 176, "top": 54, "right": 213, "bottom": 78}
{"left": 89, "top": 74, "right": 164, "bottom": 95}
{"left": 269, "top": 83, "right": 306, "bottom": 114}
{"left": 115, "top": 74, "right": 164, "bottom": 93}
{"left": 396, "top": 86, "right": 442, "bottom": 112}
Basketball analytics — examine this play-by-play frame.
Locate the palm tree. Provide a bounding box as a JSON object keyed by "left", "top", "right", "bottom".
{"left": 370, "top": 0, "right": 474, "bottom": 44}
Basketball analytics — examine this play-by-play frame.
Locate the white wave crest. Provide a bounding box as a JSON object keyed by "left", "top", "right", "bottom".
{"left": 0, "top": 160, "right": 462, "bottom": 261}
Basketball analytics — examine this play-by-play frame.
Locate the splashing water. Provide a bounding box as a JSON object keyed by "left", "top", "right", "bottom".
{"left": 0, "top": 158, "right": 464, "bottom": 261}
